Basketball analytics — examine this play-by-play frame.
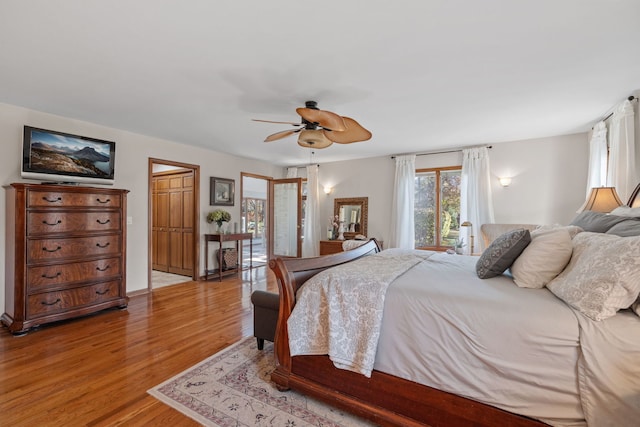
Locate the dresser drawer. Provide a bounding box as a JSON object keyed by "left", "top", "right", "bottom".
{"left": 27, "top": 258, "right": 121, "bottom": 290}
{"left": 28, "top": 235, "right": 121, "bottom": 262}
{"left": 28, "top": 212, "right": 121, "bottom": 235}
{"left": 27, "top": 281, "right": 121, "bottom": 318}
{"left": 28, "top": 190, "right": 121, "bottom": 208}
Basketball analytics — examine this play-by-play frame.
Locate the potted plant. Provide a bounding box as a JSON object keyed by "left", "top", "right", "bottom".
{"left": 454, "top": 237, "right": 466, "bottom": 255}
{"left": 207, "top": 209, "right": 231, "bottom": 233}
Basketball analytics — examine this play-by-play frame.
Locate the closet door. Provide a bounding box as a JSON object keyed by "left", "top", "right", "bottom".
{"left": 152, "top": 176, "right": 170, "bottom": 271}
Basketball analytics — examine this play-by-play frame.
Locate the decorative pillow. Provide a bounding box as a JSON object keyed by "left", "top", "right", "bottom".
{"left": 547, "top": 232, "right": 640, "bottom": 321}
{"left": 534, "top": 224, "right": 583, "bottom": 239}
{"left": 569, "top": 211, "right": 628, "bottom": 233}
{"left": 476, "top": 228, "right": 531, "bottom": 279}
{"left": 510, "top": 228, "right": 573, "bottom": 289}
{"left": 605, "top": 219, "right": 640, "bottom": 237}
{"left": 610, "top": 205, "right": 640, "bottom": 218}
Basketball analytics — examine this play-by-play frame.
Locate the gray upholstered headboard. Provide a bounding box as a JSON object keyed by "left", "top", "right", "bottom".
{"left": 628, "top": 182, "right": 640, "bottom": 208}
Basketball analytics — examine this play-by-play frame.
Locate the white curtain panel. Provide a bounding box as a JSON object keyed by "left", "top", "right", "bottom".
{"left": 460, "top": 147, "right": 495, "bottom": 253}
{"left": 586, "top": 121, "right": 608, "bottom": 196}
{"left": 389, "top": 154, "right": 416, "bottom": 249}
{"left": 607, "top": 99, "right": 637, "bottom": 201}
{"left": 302, "top": 165, "right": 320, "bottom": 257}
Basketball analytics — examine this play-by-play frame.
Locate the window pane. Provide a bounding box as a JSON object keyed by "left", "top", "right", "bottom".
{"left": 440, "top": 170, "right": 461, "bottom": 247}
{"left": 414, "top": 172, "right": 436, "bottom": 247}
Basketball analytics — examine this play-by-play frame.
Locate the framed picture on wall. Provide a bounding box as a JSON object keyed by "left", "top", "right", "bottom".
{"left": 210, "top": 177, "right": 235, "bottom": 206}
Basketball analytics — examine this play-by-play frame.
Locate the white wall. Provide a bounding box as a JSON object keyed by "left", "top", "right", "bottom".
{"left": 0, "top": 102, "right": 281, "bottom": 313}
{"left": 315, "top": 132, "right": 589, "bottom": 246}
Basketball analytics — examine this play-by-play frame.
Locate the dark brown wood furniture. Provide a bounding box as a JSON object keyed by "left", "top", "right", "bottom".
{"left": 204, "top": 232, "right": 252, "bottom": 281}
{"left": 319, "top": 240, "right": 344, "bottom": 255}
{"left": 269, "top": 239, "right": 546, "bottom": 427}
{"left": 320, "top": 239, "right": 383, "bottom": 255}
{"left": 2, "top": 183, "right": 129, "bottom": 335}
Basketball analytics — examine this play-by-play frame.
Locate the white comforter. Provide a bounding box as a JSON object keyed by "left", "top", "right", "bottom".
{"left": 288, "top": 249, "right": 640, "bottom": 427}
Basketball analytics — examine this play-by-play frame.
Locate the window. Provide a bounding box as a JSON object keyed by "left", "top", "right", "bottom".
{"left": 414, "top": 166, "right": 462, "bottom": 250}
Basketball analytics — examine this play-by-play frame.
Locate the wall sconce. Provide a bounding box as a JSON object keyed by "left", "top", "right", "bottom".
{"left": 499, "top": 177, "right": 512, "bottom": 187}
{"left": 323, "top": 186, "right": 333, "bottom": 195}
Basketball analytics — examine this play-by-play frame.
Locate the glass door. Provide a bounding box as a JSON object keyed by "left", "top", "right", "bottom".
{"left": 268, "top": 178, "right": 302, "bottom": 259}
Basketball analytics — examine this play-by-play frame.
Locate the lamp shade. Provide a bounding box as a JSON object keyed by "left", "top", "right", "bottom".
{"left": 578, "top": 187, "right": 623, "bottom": 213}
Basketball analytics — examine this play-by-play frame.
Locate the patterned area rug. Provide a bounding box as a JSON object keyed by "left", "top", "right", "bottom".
{"left": 148, "top": 337, "right": 376, "bottom": 426}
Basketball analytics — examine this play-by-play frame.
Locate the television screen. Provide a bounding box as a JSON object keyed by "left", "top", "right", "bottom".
{"left": 22, "top": 126, "right": 116, "bottom": 185}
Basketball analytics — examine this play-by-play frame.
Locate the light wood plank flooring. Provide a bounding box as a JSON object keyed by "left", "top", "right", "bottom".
{"left": 0, "top": 266, "right": 277, "bottom": 426}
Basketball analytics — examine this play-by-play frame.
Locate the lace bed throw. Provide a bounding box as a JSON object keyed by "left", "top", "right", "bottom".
{"left": 288, "top": 249, "right": 431, "bottom": 377}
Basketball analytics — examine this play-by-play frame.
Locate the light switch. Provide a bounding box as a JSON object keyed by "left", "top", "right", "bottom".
{"left": 127, "top": 216, "right": 133, "bottom": 225}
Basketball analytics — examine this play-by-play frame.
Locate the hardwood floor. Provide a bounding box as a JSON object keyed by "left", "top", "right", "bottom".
{"left": 0, "top": 266, "right": 278, "bottom": 426}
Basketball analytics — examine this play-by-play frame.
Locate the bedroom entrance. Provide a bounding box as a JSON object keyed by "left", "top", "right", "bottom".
{"left": 148, "top": 158, "right": 200, "bottom": 290}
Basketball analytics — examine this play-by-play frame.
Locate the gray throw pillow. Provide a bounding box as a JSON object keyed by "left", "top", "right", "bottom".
{"left": 606, "top": 219, "right": 640, "bottom": 237}
{"left": 476, "top": 228, "right": 532, "bottom": 279}
{"left": 569, "top": 211, "right": 627, "bottom": 233}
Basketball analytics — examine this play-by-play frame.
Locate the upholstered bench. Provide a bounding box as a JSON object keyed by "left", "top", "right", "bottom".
{"left": 250, "top": 290, "right": 279, "bottom": 350}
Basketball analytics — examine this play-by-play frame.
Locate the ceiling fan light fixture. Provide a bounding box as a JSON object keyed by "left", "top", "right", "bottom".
{"left": 297, "top": 129, "right": 333, "bottom": 149}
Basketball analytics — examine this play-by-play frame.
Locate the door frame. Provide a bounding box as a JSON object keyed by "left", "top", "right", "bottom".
{"left": 148, "top": 158, "right": 200, "bottom": 291}
{"left": 240, "top": 172, "right": 272, "bottom": 263}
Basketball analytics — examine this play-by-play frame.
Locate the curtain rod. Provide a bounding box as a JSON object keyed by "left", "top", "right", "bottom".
{"left": 599, "top": 95, "right": 637, "bottom": 123}
{"left": 390, "top": 145, "right": 492, "bottom": 159}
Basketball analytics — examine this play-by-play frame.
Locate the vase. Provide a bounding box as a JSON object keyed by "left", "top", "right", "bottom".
{"left": 215, "top": 222, "right": 223, "bottom": 234}
{"left": 337, "top": 221, "right": 345, "bottom": 240}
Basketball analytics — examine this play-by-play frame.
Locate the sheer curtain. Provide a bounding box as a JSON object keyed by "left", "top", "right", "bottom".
{"left": 607, "top": 99, "right": 637, "bottom": 201}
{"left": 460, "top": 147, "right": 495, "bottom": 253}
{"left": 302, "top": 165, "right": 319, "bottom": 257}
{"left": 586, "top": 121, "right": 608, "bottom": 196}
{"left": 389, "top": 154, "right": 415, "bottom": 249}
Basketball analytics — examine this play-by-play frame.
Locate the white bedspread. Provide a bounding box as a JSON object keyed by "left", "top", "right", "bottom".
{"left": 288, "top": 250, "right": 432, "bottom": 376}
{"left": 288, "top": 249, "right": 640, "bottom": 426}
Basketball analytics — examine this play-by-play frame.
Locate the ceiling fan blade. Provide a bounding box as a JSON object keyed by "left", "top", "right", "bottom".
{"left": 297, "top": 129, "right": 333, "bottom": 149}
{"left": 252, "top": 119, "right": 302, "bottom": 126}
{"left": 296, "top": 108, "right": 346, "bottom": 131}
{"left": 264, "top": 129, "right": 298, "bottom": 142}
{"left": 324, "top": 117, "right": 372, "bottom": 143}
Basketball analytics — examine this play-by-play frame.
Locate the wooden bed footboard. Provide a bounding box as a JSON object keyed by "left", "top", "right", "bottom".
{"left": 268, "top": 239, "right": 547, "bottom": 427}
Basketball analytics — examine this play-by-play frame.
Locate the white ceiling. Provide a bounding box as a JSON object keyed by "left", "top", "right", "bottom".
{"left": 1, "top": 1, "right": 639, "bottom": 166}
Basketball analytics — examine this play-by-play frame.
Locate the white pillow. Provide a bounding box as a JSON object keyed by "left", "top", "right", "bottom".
{"left": 547, "top": 232, "right": 640, "bottom": 321}
{"left": 534, "top": 224, "right": 583, "bottom": 239}
{"left": 510, "top": 228, "right": 573, "bottom": 289}
{"left": 610, "top": 205, "right": 640, "bottom": 218}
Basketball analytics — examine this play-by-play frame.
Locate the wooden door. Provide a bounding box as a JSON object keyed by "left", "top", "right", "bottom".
{"left": 152, "top": 170, "right": 194, "bottom": 275}
{"left": 152, "top": 177, "right": 170, "bottom": 271}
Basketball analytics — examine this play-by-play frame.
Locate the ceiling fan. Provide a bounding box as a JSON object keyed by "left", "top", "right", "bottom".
{"left": 253, "top": 101, "right": 372, "bottom": 149}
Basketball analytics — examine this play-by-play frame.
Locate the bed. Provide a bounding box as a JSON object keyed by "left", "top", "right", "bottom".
{"left": 268, "top": 185, "right": 640, "bottom": 427}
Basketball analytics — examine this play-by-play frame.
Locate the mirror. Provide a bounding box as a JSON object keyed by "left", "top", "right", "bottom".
{"left": 334, "top": 197, "right": 368, "bottom": 239}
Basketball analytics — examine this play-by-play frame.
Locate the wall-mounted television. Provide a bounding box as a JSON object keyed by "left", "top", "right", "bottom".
{"left": 22, "top": 126, "right": 116, "bottom": 185}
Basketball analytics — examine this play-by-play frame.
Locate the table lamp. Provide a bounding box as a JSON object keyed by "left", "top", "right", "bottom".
{"left": 461, "top": 221, "right": 474, "bottom": 255}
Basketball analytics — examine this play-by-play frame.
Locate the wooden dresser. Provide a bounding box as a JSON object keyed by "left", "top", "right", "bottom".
{"left": 2, "top": 183, "right": 129, "bottom": 334}
{"left": 320, "top": 239, "right": 384, "bottom": 255}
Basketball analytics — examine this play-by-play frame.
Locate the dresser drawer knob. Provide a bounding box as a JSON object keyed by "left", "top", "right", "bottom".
{"left": 42, "top": 196, "right": 62, "bottom": 203}
{"left": 96, "top": 242, "right": 111, "bottom": 248}
{"left": 41, "top": 298, "right": 61, "bottom": 306}
{"left": 42, "top": 246, "right": 62, "bottom": 253}
{"left": 96, "top": 198, "right": 111, "bottom": 204}
{"left": 96, "top": 219, "right": 111, "bottom": 225}
{"left": 42, "top": 219, "right": 62, "bottom": 226}
{"left": 95, "top": 289, "right": 110, "bottom": 295}
{"left": 41, "top": 272, "right": 62, "bottom": 279}
{"left": 96, "top": 265, "right": 111, "bottom": 272}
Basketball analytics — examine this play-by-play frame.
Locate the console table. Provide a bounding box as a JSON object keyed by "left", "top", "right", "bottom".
{"left": 204, "top": 232, "right": 253, "bottom": 281}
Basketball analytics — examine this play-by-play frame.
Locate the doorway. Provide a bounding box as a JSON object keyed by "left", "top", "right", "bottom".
{"left": 148, "top": 158, "right": 200, "bottom": 290}
{"left": 241, "top": 173, "right": 270, "bottom": 267}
